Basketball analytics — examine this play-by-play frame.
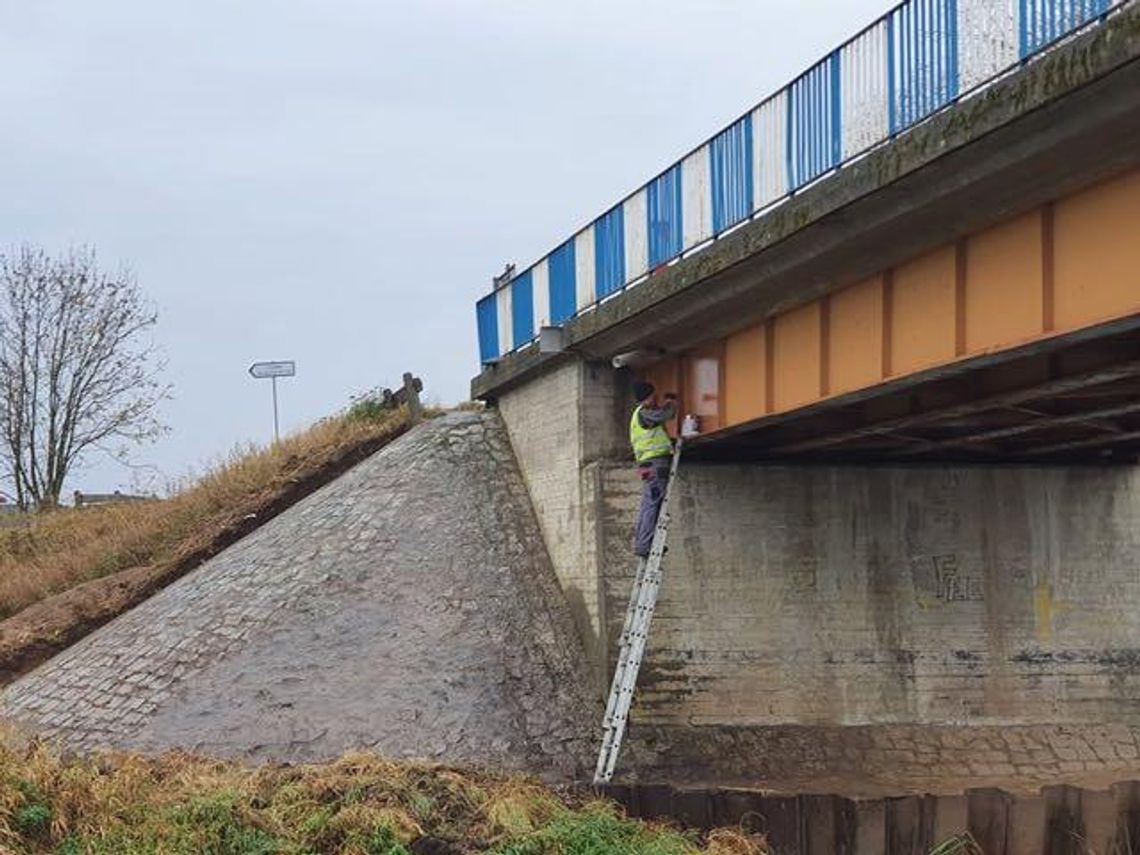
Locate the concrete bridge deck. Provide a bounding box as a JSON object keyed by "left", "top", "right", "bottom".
{"left": 475, "top": 3, "right": 1140, "bottom": 463}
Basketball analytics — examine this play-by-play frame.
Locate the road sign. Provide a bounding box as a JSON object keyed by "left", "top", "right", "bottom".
{"left": 249, "top": 360, "right": 296, "bottom": 442}
{"left": 249, "top": 360, "right": 296, "bottom": 379}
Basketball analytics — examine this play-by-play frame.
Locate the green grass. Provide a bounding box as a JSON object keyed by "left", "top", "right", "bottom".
{"left": 491, "top": 804, "right": 698, "bottom": 855}
{"left": 0, "top": 740, "right": 766, "bottom": 855}
{"left": 0, "top": 736, "right": 992, "bottom": 854}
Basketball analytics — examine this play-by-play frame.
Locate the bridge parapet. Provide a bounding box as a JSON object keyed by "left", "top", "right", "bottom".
{"left": 474, "top": 0, "right": 1127, "bottom": 367}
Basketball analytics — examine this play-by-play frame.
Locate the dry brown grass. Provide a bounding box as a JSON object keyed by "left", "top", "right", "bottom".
{"left": 0, "top": 404, "right": 427, "bottom": 685}
{"left": 0, "top": 407, "right": 413, "bottom": 621}
{"left": 705, "top": 829, "right": 770, "bottom": 855}
{"left": 0, "top": 733, "right": 768, "bottom": 853}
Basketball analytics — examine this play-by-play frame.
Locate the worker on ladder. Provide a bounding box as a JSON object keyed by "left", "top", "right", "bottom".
{"left": 595, "top": 380, "right": 685, "bottom": 784}
{"left": 629, "top": 381, "right": 677, "bottom": 558}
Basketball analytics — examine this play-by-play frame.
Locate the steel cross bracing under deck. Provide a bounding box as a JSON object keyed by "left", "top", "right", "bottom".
{"left": 594, "top": 439, "right": 683, "bottom": 785}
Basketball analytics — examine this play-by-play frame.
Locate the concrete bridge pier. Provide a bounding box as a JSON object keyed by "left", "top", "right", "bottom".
{"left": 494, "top": 357, "right": 1140, "bottom": 797}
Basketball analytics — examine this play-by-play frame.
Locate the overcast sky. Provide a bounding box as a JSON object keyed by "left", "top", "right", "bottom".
{"left": 0, "top": 0, "right": 894, "bottom": 493}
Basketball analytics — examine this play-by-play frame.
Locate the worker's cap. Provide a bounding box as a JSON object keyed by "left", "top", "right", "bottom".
{"left": 632, "top": 380, "right": 655, "bottom": 401}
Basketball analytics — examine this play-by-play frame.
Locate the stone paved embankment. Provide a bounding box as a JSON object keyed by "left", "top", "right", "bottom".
{"left": 0, "top": 411, "right": 599, "bottom": 780}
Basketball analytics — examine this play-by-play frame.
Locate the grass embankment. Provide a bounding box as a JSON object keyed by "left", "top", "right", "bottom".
{"left": 0, "top": 741, "right": 766, "bottom": 855}
{"left": 0, "top": 405, "right": 416, "bottom": 684}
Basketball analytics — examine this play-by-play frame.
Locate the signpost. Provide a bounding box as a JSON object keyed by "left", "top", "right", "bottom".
{"left": 249, "top": 361, "right": 296, "bottom": 443}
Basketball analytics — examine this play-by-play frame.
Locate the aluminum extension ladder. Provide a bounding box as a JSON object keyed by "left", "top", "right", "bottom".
{"left": 593, "top": 438, "right": 683, "bottom": 784}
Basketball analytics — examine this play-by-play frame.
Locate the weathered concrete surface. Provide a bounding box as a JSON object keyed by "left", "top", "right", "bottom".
{"left": 613, "top": 464, "right": 1140, "bottom": 727}
{"left": 474, "top": 2, "right": 1140, "bottom": 400}
{"left": 497, "top": 364, "right": 1140, "bottom": 796}
{"left": 496, "top": 359, "right": 628, "bottom": 691}
{"left": 609, "top": 461, "right": 1140, "bottom": 795}
{"left": 0, "top": 412, "right": 600, "bottom": 781}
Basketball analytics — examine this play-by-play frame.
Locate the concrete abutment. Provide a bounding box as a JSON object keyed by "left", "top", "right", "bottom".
{"left": 496, "top": 357, "right": 1140, "bottom": 795}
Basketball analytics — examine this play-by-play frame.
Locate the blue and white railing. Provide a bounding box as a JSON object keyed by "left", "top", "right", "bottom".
{"left": 476, "top": 0, "right": 1118, "bottom": 366}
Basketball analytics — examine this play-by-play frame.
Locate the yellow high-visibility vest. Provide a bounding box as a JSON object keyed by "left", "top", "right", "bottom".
{"left": 630, "top": 405, "right": 673, "bottom": 464}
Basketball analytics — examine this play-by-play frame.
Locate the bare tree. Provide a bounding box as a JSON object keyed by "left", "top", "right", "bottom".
{"left": 0, "top": 246, "right": 169, "bottom": 510}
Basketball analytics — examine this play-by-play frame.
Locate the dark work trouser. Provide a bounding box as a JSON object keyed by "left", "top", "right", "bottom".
{"left": 632, "top": 459, "right": 670, "bottom": 557}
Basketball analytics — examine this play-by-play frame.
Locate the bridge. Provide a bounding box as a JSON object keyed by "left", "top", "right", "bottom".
{"left": 470, "top": 0, "right": 1140, "bottom": 799}
{"left": 4, "top": 3, "right": 1140, "bottom": 850}
{"left": 474, "top": 0, "right": 1140, "bottom": 464}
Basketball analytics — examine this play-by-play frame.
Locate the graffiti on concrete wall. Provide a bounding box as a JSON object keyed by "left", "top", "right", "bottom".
{"left": 932, "top": 553, "right": 984, "bottom": 602}
{"left": 913, "top": 552, "right": 985, "bottom": 604}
